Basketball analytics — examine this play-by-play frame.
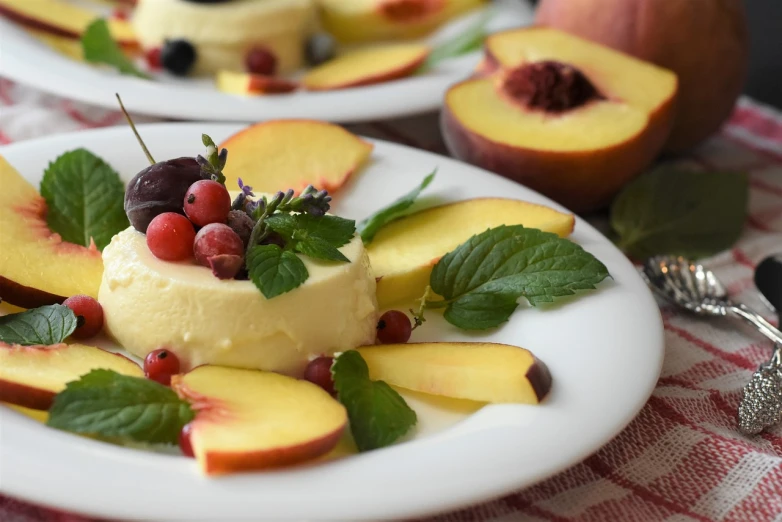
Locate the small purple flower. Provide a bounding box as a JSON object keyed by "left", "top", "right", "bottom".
{"left": 237, "top": 178, "right": 255, "bottom": 197}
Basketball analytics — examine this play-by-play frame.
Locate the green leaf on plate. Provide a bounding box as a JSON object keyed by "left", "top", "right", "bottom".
{"left": 47, "top": 370, "right": 194, "bottom": 445}
{"left": 0, "top": 305, "right": 77, "bottom": 346}
{"left": 610, "top": 166, "right": 749, "bottom": 259}
{"left": 332, "top": 350, "right": 417, "bottom": 452}
{"left": 358, "top": 170, "right": 436, "bottom": 244}
{"left": 81, "top": 19, "right": 149, "bottom": 79}
{"left": 247, "top": 244, "right": 309, "bottom": 299}
{"left": 424, "top": 11, "right": 491, "bottom": 69}
{"left": 429, "top": 225, "right": 610, "bottom": 330}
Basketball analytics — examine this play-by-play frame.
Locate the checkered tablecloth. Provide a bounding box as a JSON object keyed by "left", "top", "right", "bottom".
{"left": 1, "top": 80, "right": 781, "bottom": 522}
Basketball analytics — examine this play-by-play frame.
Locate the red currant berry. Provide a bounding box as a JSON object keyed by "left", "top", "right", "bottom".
{"left": 144, "top": 348, "right": 181, "bottom": 386}
{"left": 112, "top": 7, "right": 129, "bottom": 21}
{"left": 183, "top": 180, "right": 231, "bottom": 227}
{"left": 179, "top": 422, "right": 195, "bottom": 458}
{"left": 145, "top": 47, "right": 163, "bottom": 70}
{"left": 304, "top": 357, "right": 336, "bottom": 395}
{"left": 376, "top": 310, "right": 412, "bottom": 344}
{"left": 245, "top": 47, "right": 277, "bottom": 76}
{"left": 193, "top": 223, "right": 244, "bottom": 267}
{"left": 146, "top": 213, "right": 196, "bottom": 261}
{"left": 63, "top": 295, "right": 104, "bottom": 339}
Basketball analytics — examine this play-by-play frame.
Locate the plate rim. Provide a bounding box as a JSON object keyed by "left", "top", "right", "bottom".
{"left": 0, "top": 123, "right": 664, "bottom": 521}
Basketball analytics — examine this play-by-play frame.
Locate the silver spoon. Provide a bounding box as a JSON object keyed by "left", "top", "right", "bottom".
{"left": 641, "top": 255, "right": 782, "bottom": 346}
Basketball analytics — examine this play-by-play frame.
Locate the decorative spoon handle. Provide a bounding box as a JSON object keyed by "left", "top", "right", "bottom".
{"left": 727, "top": 303, "right": 782, "bottom": 346}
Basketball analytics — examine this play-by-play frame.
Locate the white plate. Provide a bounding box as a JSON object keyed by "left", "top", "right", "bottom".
{"left": 0, "top": 123, "right": 663, "bottom": 521}
{"left": 0, "top": 1, "right": 533, "bottom": 123}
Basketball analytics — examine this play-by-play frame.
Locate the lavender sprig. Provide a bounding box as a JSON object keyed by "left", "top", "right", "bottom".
{"left": 196, "top": 134, "right": 227, "bottom": 185}
{"left": 231, "top": 178, "right": 255, "bottom": 211}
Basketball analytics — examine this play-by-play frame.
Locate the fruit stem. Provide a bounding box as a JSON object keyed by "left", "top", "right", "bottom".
{"left": 115, "top": 93, "right": 156, "bottom": 165}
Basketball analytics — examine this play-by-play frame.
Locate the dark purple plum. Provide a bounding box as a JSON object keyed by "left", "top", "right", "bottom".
{"left": 125, "top": 157, "right": 205, "bottom": 233}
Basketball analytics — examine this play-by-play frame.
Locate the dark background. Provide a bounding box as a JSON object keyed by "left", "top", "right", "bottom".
{"left": 525, "top": 0, "right": 782, "bottom": 109}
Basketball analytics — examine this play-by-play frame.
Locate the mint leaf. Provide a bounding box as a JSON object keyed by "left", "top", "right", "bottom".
{"left": 430, "top": 226, "right": 610, "bottom": 330}
{"left": 611, "top": 166, "right": 748, "bottom": 259}
{"left": 0, "top": 305, "right": 77, "bottom": 346}
{"left": 81, "top": 19, "right": 149, "bottom": 79}
{"left": 358, "top": 170, "right": 436, "bottom": 243}
{"left": 47, "top": 370, "right": 194, "bottom": 444}
{"left": 332, "top": 350, "right": 417, "bottom": 452}
{"left": 247, "top": 244, "right": 309, "bottom": 299}
{"left": 40, "top": 149, "right": 129, "bottom": 251}
{"left": 295, "top": 236, "right": 350, "bottom": 262}
{"left": 424, "top": 12, "right": 490, "bottom": 69}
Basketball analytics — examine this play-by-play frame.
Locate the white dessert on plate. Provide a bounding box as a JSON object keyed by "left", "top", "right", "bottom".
{"left": 99, "top": 227, "right": 378, "bottom": 376}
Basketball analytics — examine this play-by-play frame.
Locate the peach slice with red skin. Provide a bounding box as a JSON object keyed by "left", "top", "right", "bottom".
{"left": 0, "top": 342, "right": 143, "bottom": 410}
{"left": 365, "top": 198, "right": 575, "bottom": 308}
{"left": 303, "top": 44, "right": 430, "bottom": 91}
{"left": 219, "top": 120, "right": 373, "bottom": 195}
{"left": 317, "top": 0, "right": 486, "bottom": 43}
{"left": 357, "top": 342, "right": 552, "bottom": 404}
{"left": 172, "top": 366, "right": 347, "bottom": 475}
{"left": 0, "top": 156, "right": 104, "bottom": 308}
{"left": 441, "top": 27, "right": 678, "bottom": 212}
{"left": 216, "top": 70, "right": 299, "bottom": 96}
{"left": 0, "top": 0, "right": 137, "bottom": 47}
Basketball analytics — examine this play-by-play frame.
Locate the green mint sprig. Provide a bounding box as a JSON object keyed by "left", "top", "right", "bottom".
{"left": 81, "top": 19, "right": 149, "bottom": 79}
{"left": 422, "top": 11, "right": 491, "bottom": 71}
{"left": 332, "top": 351, "right": 417, "bottom": 452}
{"left": 40, "top": 149, "right": 129, "bottom": 251}
{"left": 358, "top": 170, "right": 436, "bottom": 244}
{"left": 426, "top": 225, "right": 610, "bottom": 330}
{"left": 0, "top": 305, "right": 77, "bottom": 346}
{"left": 47, "top": 370, "right": 194, "bottom": 445}
{"left": 197, "top": 135, "right": 227, "bottom": 185}
{"left": 611, "top": 165, "right": 748, "bottom": 259}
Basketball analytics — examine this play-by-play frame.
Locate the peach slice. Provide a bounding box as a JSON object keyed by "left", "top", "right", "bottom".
{"left": 366, "top": 198, "right": 575, "bottom": 307}
{"left": 172, "top": 366, "right": 347, "bottom": 475}
{"left": 0, "top": 156, "right": 104, "bottom": 308}
{"left": 219, "top": 120, "right": 373, "bottom": 194}
{"left": 0, "top": 0, "right": 136, "bottom": 46}
{"left": 302, "top": 44, "right": 430, "bottom": 91}
{"left": 3, "top": 403, "right": 49, "bottom": 423}
{"left": 25, "top": 29, "right": 85, "bottom": 62}
{"left": 318, "top": 0, "right": 486, "bottom": 43}
{"left": 216, "top": 70, "right": 299, "bottom": 96}
{"left": 0, "top": 342, "right": 143, "bottom": 410}
{"left": 442, "top": 27, "right": 678, "bottom": 212}
{"left": 357, "top": 342, "right": 552, "bottom": 403}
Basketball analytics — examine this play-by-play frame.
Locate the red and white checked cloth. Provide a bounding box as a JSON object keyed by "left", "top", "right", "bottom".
{"left": 1, "top": 80, "right": 781, "bottom": 522}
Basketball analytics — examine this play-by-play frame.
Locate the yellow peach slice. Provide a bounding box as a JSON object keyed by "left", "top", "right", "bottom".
{"left": 0, "top": 156, "right": 104, "bottom": 308}
{"left": 366, "top": 198, "right": 574, "bottom": 307}
{"left": 0, "top": 342, "right": 143, "bottom": 410}
{"left": 303, "top": 44, "right": 430, "bottom": 91}
{"left": 219, "top": 120, "right": 373, "bottom": 194}
{"left": 3, "top": 403, "right": 49, "bottom": 423}
{"left": 357, "top": 342, "right": 552, "bottom": 403}
{"left": 172, "top": 366, "right": 347, "bottom": 475}
{"left": 215, "top": 70, "right": 299, "bottom": 96}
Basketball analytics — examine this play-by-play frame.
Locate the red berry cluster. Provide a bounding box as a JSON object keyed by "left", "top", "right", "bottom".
{"left": 145, "top": 180, "right": 245, "bottom": 279}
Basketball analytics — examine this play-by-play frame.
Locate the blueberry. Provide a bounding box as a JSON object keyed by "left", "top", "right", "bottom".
{"left": 305, "top": 33, "right": 337, "bottom": 67}
{"left": 161, "top": 39, "right": 197, "bottom": 76}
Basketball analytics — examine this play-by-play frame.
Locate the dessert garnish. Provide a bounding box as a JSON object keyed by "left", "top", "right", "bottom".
{"left": 41, "top": 148, "right": 128, "bottom": 250}
{"left": 358, "top": 170, "right": 436, "bottom": 243}
{"left": 0, "top": 304, "right": 77, "bottom": 345}
{"left": 161, "top": 39, "right": 197, "bottom": 77}
{"left": 332, "top": 350, "right": 417, "bottom": 451}
{"left": 81, "top": 19, "right": 149, "bottom": 79}
{"left": 62, "top": 295, "right": 104, "bottom": 339}
{"left": 610, "top": 165, "right": 749, "bottom": 259}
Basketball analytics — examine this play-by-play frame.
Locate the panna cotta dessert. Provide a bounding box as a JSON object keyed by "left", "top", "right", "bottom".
{"left": 132, "top": 0, "right": 315, "bottom": 75}
{"left": 99, "top": 227, "right": 377, "bottom": 375}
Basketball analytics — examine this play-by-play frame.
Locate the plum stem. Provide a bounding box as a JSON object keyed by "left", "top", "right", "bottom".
{"left": 115, "top": 93, "right": 156, "bottom": 165}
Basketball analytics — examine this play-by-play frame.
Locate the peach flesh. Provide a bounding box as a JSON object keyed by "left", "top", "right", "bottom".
{"left": 378, "top": 0, "right": 444, "bottom": 22}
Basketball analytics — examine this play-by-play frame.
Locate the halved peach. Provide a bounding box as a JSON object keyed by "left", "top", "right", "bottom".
{"left": 0, "top": 156, "right": 104, "bottom": 308}
{"left": 219, "top": 120, "right": 373, "bottom": 194}
{"left": 357, "top": 342, "right": 552, "bottom": 403}
{"left": 216, "top": 70, "right": 299, "bottom": 96}
{"left": 442, "top": 27, "right": 678, "bottom": 212}
{"left": 366, "top": 198, "right": 574, "bottom": 307}
{"left": 303, "top": 43, "right": 430, "bottom": 91}
{"left": 318, "top": 0, "right": 486, "bottom": 43}
{"left": 172, "top": 366, "right": 347, "bottom": 475}
{"left": 0, "top": 342, "right": 143, "bottom": 410}
{"left": 0, "top": 0, "right": 136, "bottom": 46}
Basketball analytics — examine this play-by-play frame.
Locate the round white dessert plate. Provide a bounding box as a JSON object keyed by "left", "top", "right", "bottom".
{"left": 0, "top": 123, "right": 664, "bottom": 521}
{"left": 0, "top": 1, "right": 533, "bottom": 123}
